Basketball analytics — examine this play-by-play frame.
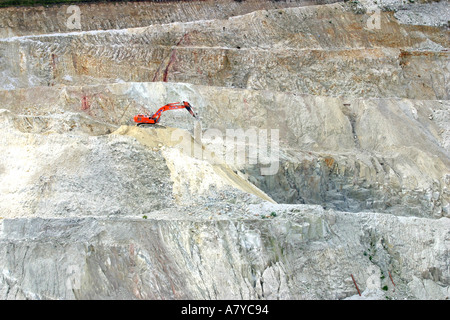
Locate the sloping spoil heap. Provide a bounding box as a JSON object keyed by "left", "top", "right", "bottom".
{"left": 0, "top": 0, "right": 449, "bottom": 300}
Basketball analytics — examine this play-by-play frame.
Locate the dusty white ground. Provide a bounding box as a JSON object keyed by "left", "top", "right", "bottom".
{"left": 0, "top": 0, "right": 449, "bottom": 300}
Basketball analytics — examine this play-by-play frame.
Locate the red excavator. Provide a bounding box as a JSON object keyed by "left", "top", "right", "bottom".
{"left": 134, "top": 101, "right": 197, "bottom": 126}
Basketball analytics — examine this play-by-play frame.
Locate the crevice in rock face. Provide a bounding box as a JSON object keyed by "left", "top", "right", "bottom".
{"left": 0, "top": 0, "right": 449, "bottom": 301}
{"left": 241, "top": 154, "right": 446, "bottom": 218}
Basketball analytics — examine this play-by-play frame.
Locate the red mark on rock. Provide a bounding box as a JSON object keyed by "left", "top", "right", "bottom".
{"left": 351, "top": 274, "right": 361, "bottom": 296}
{"left": 154, "top": 32, "right": 191, "bottom": 82}
{"left": 51, "top": 54, "right": 56, "bottom": 73}
{"left": 81, "top": 96, "right": 90, "bottom": 111}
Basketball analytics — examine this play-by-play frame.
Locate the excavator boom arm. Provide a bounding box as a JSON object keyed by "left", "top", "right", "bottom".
{"left": 152, "top": 102, "right": 196, "bottom": 123}
{"left": 134, "top": 101, "right": 197, "bottom": 125}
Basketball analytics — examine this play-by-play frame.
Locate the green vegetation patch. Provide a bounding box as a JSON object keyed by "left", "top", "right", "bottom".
{"left": 0, "top": 0, "right": 155, "bottom": 8}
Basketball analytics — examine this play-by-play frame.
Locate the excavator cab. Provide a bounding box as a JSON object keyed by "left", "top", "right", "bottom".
{"left": 134, "top": 101, "right": 197, "bottom": 126}
{"left": 133, "top": 114, "right": 157, "bottom": 125}
{"left": 183, "top": 102, "right": 197, "bottom": 119}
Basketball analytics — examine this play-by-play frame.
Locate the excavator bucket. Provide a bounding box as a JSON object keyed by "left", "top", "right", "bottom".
{"left": 134, "top": 101, "right": 197, "bottom": 126}
{"left": 184, "top": 102, "right": 197, "bottom": 118}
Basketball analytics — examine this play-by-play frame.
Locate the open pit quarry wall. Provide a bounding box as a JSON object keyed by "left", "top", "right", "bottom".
{"left": 0, "top": 0, "right": 449, "bottom": 300}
